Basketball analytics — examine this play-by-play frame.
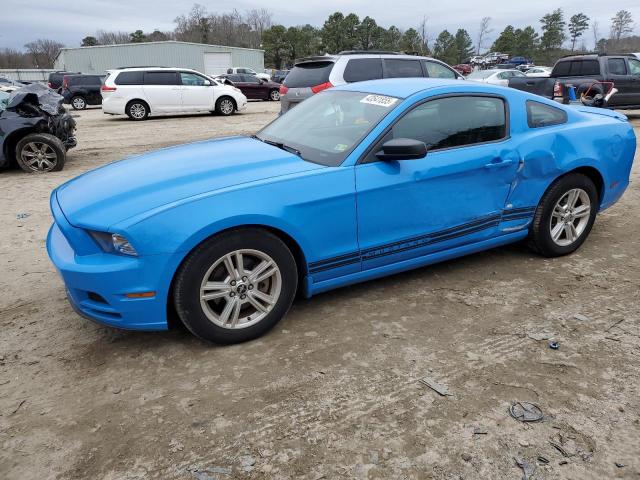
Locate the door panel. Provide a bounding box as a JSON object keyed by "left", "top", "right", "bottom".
{"left": 180, "top": 72, "right": 214, "bottom": 111}
{"left": 142, "top": 72, "right": 181, "bottom": 112}
{"left": 355, "top": 95, "right": 519, "bottom": 270}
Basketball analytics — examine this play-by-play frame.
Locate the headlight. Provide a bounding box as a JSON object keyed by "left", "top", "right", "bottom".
{"left": 88, "top": 231, "right": 138, "bottom": 256}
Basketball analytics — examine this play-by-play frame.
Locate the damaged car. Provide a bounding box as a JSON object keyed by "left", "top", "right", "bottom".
{"left": 0, "top": 83, "right": 76, "bottom": 173}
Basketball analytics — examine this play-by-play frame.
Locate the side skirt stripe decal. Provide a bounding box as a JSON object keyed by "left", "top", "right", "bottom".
{"left": 308, "top": 207, "right": 536, "bottom": 273}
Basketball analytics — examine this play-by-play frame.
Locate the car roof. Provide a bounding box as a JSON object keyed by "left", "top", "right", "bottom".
{"left": 108, "top": 67, "right": 200, "bottom": 72}
{"left": 295, "top": 53, "right": 441, "bottom": 65}
{"left": 330, "top": 78, "right": 477, "bottom": 99}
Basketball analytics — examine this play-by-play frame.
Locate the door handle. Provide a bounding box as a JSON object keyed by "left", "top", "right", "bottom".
{"left": 484, "top": 159, "right": 515, "bottom": 169}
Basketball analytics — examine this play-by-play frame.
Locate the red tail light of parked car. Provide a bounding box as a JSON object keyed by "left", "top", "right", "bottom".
{"left": 279, "top": 85, "right": 289, "bottom": 95}
{"left": 101, "top": 85, "right": 117, "bottom": 92}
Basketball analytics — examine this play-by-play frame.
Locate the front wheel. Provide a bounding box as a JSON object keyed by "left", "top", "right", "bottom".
{"left": 173, "top": 229, "right": 298, "bottom": 344}
{"left": 528, "top": 173, "right": 598, "bottom": 257}
{"left": 215, "top": 97, "right": 236, "bottom": 116}
{"left": 15, "top": 133, "right": 66, "bottom": 173}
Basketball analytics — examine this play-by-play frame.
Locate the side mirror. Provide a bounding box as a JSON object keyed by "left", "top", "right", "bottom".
{"left": 203, "top": 80, "right": 211, "bottom": 86}
{"left": 375, "top": 138, "right": 427, "bottom": 161}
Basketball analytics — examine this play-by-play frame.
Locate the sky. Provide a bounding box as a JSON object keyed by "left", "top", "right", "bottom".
{"left": 1, "top": 0, "right": 639, "bottom": 51}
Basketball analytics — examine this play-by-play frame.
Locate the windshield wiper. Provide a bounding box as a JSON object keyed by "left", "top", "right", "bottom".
{"left": 252, "top": 135, "right": 301, "bottom": 157}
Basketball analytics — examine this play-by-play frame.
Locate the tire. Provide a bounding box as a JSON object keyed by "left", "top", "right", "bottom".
{"left": 173, "top": 228, "right": 298, "bottom": 344}
{"left": 528, "top": 173, "right": 598, "bottom": 257}
{"left": 215, "top": 96, "right": 236, "bottom": 116}
{"left": 15, "top": 133, "right": 66, "bottom": 173}
{"left": 269, "top": 89, "right": 280, "bottom": 101}
{"left": 71, "top": 96, "right": 87, "bottom": 110}
{"left": 126, "top": 100, "right": 149, "bottom": 120}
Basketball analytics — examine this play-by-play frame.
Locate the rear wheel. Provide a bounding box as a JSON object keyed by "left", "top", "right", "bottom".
{"left": 528, "top": 173, "right": 598, "bottom": 257}
{"left": 126, "top": 100, "right": 149, "bottom": 120}
{"left": 15, "top": 133, "right": 66, "bottom": 173}
{"left": 71, "top": 96, "right": 87, "bottom": 110}
{"left": 269, "top": 89, "right": 280, "bottom": 101}
{"left": 215, "top": 96, "right": 236, "bottom": 116}
{"left": 173, "top": 228, "right": 298, "bottom": 344}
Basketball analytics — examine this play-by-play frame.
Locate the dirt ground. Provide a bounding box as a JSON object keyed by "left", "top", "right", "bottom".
{"left": 1, "top": 102, "right": 639, "bottom": 480}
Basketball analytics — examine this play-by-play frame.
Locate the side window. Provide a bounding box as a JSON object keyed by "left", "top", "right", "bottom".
{"left": 144, "top": 72, "right": 178, "bottom": 85}
{"left": 552, "top": 61, "right": 570, "bottom": 76}
{"left": 581, "top": 60, "right": 600, "bottom": 75}
{"left": 115, "top": 71, "right": 143, "bottom": 85}
{"left": 497, "top": 72, "right": 509, "bottom": 79}
{"left": 384, "top": 59, "right": 424, "bottom": 78}
{"left": 568, "top": 61, "right": 582, "bottom": 75}
{"left": 526, "top": 100, "right": 567, "bottom": 128}
{"left": 242, "top": 75, "right": 260, "bottom": 83}
{"left": 424, "top": 61, "right": 456, "bottom": 79}
{"left": 608, "top": 58, "right": 627, "bottom": 75}
{"left": 343, "top": 59, "right": 383, "bottom": 82}
{"left": 365, "top": 96, "right": 506, "bottom": 162}
{"left": 629, "top": 58, "right": 640, "bottom": 75}
{"left": 180, "top": 72, "right": 206, "bottom": 86}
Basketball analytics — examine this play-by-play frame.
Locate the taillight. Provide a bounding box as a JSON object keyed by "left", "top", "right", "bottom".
{"left": 553, "top": 81, "right": 563, "bottom": 97}
{"left": 62, "top": 77, "right": 68, "bottom": 89}
{"left": 48, "top": 82, "right": 53, "bottom": 88}
{"left": 279, "top": 85, "right": 289, "bottom": 95}
{"left": 101, "top": 85, "right": 117, "bottom": 92}
{"left": 311, "top": 82, "right": 333, "bottom": 94}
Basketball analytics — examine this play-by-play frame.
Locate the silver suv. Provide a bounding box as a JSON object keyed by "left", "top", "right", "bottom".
{"left": 279, "top": 51, "right": 462, "bottom": 113}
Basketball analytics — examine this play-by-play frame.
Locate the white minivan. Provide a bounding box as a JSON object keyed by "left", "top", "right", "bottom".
{"left": 101, "top": 67, "right": 247, "bottom": 120}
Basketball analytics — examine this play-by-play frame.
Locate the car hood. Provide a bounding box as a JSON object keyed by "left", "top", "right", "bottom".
{"left": 56, "top": 136, "right": 325, "bottom": 229}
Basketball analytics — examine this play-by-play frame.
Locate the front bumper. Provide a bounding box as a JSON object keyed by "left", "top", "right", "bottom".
{"left": 46, "top": 195, "right": 179, "bottom": 331}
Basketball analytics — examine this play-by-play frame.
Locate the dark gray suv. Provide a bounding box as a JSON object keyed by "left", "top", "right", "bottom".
{"left": 279, "top": 51, "right": 463, "bottom": 113}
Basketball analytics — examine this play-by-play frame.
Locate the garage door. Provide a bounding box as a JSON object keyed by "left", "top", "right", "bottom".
{"left": 204, "top": 52, "right": 232, "bottom": 75}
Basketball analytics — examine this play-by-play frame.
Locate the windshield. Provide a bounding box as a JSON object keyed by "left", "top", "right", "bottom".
{"left": 468, "top": 70, "right": 495, "bottom": 79}
{"left": 0, "top": 91, "right": 9, "bottom": 112}
{"left": 257, "top": 90, "right": 399, "bottom": 166}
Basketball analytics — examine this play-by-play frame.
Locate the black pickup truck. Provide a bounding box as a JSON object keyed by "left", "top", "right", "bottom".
{"left": 509, "top": 54, "right": 640, "bottom": 109}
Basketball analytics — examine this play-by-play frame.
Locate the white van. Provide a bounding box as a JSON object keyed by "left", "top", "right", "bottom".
{"left": 101, "top": 67, "right": 247, "bottom": 120}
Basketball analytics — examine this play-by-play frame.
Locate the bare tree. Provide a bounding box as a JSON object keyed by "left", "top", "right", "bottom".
{"left": 24, "top": 39, "right": 64, "bottom": 68}
{"left": 476, "top": 17, "right": 492, "bottom": 54}
{"left": 0, "top": 48, "right": 33, "bottom": 68}
{"left": 591, "top": 20, "right": 599, "bottom": 50}
{"left": 610, "top": 10, "right": 634, "bottom": 42}
{"left": 417, "top": 16, "right": 430, "bottom": 54}
{"left": 95, "top": 30, "right": 131, "bottom": 45}
{"left": 246, "top": 8, "right": 273, "bottom": 39}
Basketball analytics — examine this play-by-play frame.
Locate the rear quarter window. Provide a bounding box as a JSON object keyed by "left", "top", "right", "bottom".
{"left": 285, "top": 62, "right": 334, "bottom": 88}
{"left": 526, "top": 100, "right": 567, "bottom": 128}
{"left": 114, "top": 71, "right": 144, "bottom": 85}
{"left": 384, "top": 59, "right": 424, "bottom": 78}
{"left": 343, "top": 58, "right": 383, "bottom": 82}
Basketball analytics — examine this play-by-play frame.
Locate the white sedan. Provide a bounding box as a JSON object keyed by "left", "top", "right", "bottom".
{"left": 467, "top": 69, "right": 525, "bottom": 86}
{"left": 525, "top": 67, "right": 552, "bottom": 77}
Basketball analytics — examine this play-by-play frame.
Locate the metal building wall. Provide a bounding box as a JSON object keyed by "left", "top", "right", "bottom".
{"left": 54, "top": 41, "right": 264, "bottom": 74}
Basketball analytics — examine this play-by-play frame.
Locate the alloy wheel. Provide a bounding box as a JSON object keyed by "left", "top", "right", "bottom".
{"left": 199, "top": 249, "right": 282, "bottom": 329}
{"left": 130, "top": 103, "right": 146, "bottom": 119}
{"left": 72, "top": 97, "right": 86, "bottom": 109}
{"left": 20, "top": 142, "right": 58, "bottom": 172}
{"left": 220, "top": 99, "right": 234, "bottom": 115}
{"left": 270, "top": 90, "right": 280, "bottom": 101}
{"left": 549, "top": 188, "right": 591, "bottom": 246}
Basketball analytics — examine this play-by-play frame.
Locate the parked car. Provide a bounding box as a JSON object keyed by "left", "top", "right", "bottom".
{"left": 220, "top": 74, "right": 282, "bottom": 101}
{"left": 453, "top": 64, "right": 473, "bottom": 75}
{"left": 509, "top": 54, "right": 640, "bottom": 109}
{"left": 226, "top": 67, "right": 270, "bottom": 81}
{"left": 48, "top": 71, "right": 80, "bottom": 93}
{"left": 272, "top": 69, "right": 289, "bottom": 84}
{"left": 509, "top": 56, "right": 533, "bottom": 66}
{"left": 46, "top": 78, "right": 635, "bottom": 343}
{"left": 280, "top": 51, "right": 462, "bottom": 113}
{"left": 0, "top": 84, "right": 76, "bottom": 172}
{"left": 525, "top": 66, "right": 552, "bottom": 77}
{"left": 468, "top": 69, "right": 525, "bottom": 86}
{"left": 494, "top": 63, "right": 516, "bottom": 70}
{"left": 101, "top": 67, "right": 248, "bottom": 120}
{"left": 61, "top": 74, "right": 105, "bottom": 110}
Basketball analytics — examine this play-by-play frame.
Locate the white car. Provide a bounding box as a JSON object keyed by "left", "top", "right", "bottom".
{"left": 525, "top": 66, "right": 552, "bottom": 77}
{"left": 225, "top": 67, "right": 270, "bottom": 81}
{"left": 101, "top": 67, "right": 247, "bottom": 120}
{"left": 467, "top": 69, "right": 525, "bottom": 86}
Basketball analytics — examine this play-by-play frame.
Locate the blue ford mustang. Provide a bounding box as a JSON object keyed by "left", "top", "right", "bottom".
{"left": 47, "top": 79, "right": 636, "bottom": 343}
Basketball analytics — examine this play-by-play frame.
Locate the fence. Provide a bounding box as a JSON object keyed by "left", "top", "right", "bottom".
{"left": 0, "top": 69, "right": 56, "bottom": 82}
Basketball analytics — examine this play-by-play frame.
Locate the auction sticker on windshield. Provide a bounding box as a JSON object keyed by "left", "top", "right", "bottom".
{"left": 360, "top": 94, "right": 398, "bottom": 108}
